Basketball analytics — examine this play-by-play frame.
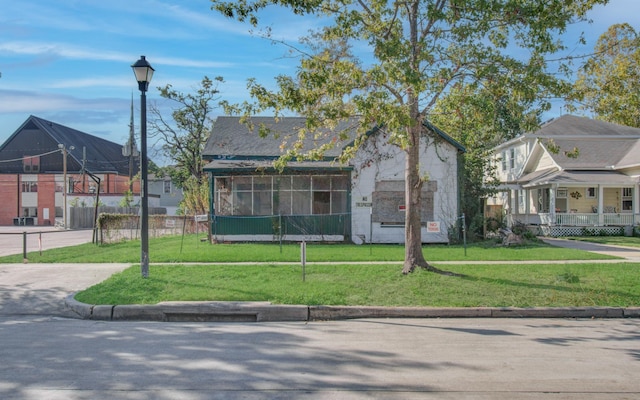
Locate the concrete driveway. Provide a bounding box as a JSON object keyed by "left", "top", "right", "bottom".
{"left": 0, "top": 227, "right": 128, "bottom": 317}
{"left": 0, "top": 263, "right": 130, "bottom": 317}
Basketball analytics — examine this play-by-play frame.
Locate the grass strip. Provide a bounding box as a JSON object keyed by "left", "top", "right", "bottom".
{"left": 75, "top": 262, "right": 640, "bottom": 308}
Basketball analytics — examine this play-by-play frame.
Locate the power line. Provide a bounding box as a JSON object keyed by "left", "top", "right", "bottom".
{"left": 0, "top": 149, "right": 61, "bottom": 163}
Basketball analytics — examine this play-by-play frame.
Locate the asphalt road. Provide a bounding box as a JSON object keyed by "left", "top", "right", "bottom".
{"left": 0, "top": 229, "right": 639, "bottom": 398}
{"left": 0, "top": 316, "right": 638, "bottom": 399}
{"left": 0, "top": 226, "right": 95, "bottom": 257}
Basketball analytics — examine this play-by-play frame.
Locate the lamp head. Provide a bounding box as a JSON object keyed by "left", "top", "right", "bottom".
{"left": 131, "top": 55, "right": 154, "bottom": 92}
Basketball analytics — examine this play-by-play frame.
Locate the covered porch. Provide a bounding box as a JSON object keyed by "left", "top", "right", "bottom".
{"left": 507, "top": 170, "right": 640, "bottom": 236}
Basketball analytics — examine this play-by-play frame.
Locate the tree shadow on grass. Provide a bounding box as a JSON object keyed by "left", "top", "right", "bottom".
{"left": 458, "top": 273, "right": 635, "bottom": 304}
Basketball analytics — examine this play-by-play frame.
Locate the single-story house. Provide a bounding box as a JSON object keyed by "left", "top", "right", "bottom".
{"left": 487, "top": 115, "right": 640, "bottom": 236}
{"left": 203, "top": 116, "right": 465, "bottom": 243}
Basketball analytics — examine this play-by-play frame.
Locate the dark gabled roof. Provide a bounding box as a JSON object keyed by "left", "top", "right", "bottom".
{"left": 423, "top": 120, "right": 466, "bottom": 153}
{"left": 203, "top": 116, "right": 465, "bottom": 161}
{"left": 0, "top": 115, "right": 134, "bottom": 174}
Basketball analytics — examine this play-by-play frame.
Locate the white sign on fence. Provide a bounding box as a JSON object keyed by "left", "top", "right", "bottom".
{"left": 194, "top": 214, "right": 208, "bottom": 222}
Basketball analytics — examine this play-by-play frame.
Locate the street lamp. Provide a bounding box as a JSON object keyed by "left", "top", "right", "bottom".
{"left": 58, "top": 144, "right": 75, "bottom": 229}
{"left": 131, "top": 55, "right": 154, "bottom": 278}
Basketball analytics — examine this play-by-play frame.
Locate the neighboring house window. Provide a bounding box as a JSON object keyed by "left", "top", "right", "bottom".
{"left": 509, "top": 148, "right": 515, "bottom": 169}
{"left": 23, "top": 156, "right": 40, "bottom": 173}
{"left": 163, "top": 180, "right": 171, "bottom": 194}
{"left": 23, "top": 207, "right": 37, "bottom": 217}
{"left": 214, "top": 174, "right": 349, "bottom": 216}
{"left": 21, "top": 182, "right": 38, "bottom": 192}
{"left": 538, "top": 188, "right": 550, "bottom": 213}
{"left": 586, "top": 187, "right": 597, "bottom": 198}
{"left": 518, "top": 190, "right": 525, "bottom": 214}
{"left": 501, "top": 151, "right": 507, "bottom": 171}
{"left": 622, "top": 187, "right": 633, "bottom": 211}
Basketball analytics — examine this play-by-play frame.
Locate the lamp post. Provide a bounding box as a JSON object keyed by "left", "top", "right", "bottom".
{"left": 58, "top": 144, "right": 75, "bottom": 229}
{"left": 131, "top": 55, "right": 154, "bottom": 278}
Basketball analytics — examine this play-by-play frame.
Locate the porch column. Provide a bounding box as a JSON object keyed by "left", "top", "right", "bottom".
{"left": 634, "top": 184, "right": 640, "bottom": 224}
{"left": 524, "top": 189, "right": 530, "bottom": 225}
{"left": 550, "top": 185, "right": 556, "bottom": 225}
{"left": 598, "top": 185, "right": 604, "bottom": 225}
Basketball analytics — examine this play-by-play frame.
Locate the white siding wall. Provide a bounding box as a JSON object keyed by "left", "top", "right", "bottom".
{"left": 536, "top": 152, "right": 556, "bottom": 170}
{"left": 495, "top": 141, "right": 530, "bottom": 183}
{"left": 350, "top": 134, "right": 459, "bottom": 244}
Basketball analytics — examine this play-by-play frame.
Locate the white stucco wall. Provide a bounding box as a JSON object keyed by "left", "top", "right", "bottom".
{"left": 350, "top": 134, "right": 460, "bottom": 244}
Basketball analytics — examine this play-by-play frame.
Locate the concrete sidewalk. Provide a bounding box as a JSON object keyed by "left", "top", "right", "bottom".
{"left": 541, "top": 237, "right": 640, "bottom": 261}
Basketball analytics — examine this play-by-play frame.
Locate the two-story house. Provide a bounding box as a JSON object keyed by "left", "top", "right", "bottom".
{"left": 487, "top": 115, "right": 640, "bottom": 236}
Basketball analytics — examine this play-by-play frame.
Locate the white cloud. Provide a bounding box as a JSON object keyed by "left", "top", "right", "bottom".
{"left": 0, "top": 42, "right": 131, "bottom": 62}
{"left": 0, "top": 41, "right": 235, "bottom": 69}
{"left": 0, "top": 89, "right": 123, "bottom": 114}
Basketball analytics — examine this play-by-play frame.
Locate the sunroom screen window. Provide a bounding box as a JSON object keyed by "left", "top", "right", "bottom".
{"left": 214, "top": 174, "right": 349, "bottom": 216}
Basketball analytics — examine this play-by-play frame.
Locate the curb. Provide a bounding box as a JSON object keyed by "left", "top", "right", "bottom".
{"left": 65, "top": 294, "right": 640, "bottom": 322}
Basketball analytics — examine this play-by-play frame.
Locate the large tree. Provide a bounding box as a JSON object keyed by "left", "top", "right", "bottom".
{"left": 150, "top": 76, "right": 224, "bottom": 186}
{"left": 211, "top": 0, "right": 605, "bottom": 274}
{"left": 571, "top": 23, "right": 640, "bottom": 127}
{"left": 430, "top": 83, "right": 543, "bottom": 239}
{"left": 150, "top": 76, "right": 224, "bottom": 214}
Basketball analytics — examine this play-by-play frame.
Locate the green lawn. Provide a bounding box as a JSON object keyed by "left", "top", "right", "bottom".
{"left": 75, "top": 262, "right": 640, "bottom": 307}
{"left": 4, "top": 234, "right": 637, "bottom": 308}
{"left": 0, "top": 234, "right": 619, "bottom": 264}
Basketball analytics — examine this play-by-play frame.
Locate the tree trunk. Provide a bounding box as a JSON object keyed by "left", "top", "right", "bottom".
{"left": 401, "top": 121, "right": 462, "bottom": 277}
{"left": 402, "top": 123, "right": 429, "bottom": 274}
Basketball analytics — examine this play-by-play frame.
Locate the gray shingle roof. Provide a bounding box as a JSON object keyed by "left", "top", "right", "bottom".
{"left": 203, "top": 159, "right": 351, "bottom": 172}
{"left": 535, "top": 115, "right": 640, "bottom": 137}
{"left": 203, "top": 116, "right": 465, "bottom": 164}
{"left": 203, "top": 116, "right": 361, "bottom": 159}
{"left": 544, "top": 137, "right": 639, "bottom": 169}
{"left": 519, "top": 115, "right": 640, "bottom": 173}
{"left": 520, "top": 170, "right": 636, "bottom": 188}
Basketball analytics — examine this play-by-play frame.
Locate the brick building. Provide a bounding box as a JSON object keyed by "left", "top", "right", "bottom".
{"left": 0, "top": 115, "right": 140, "bottom": 226}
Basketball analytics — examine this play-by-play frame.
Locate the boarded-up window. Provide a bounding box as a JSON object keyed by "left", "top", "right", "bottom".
{"left": 371, "top": 180, "right": 436, "bottom": 225}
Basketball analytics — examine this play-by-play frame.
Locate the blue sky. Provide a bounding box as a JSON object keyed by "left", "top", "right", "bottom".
{"left": 1, "top": 0, "right": 640, "bottom": 156}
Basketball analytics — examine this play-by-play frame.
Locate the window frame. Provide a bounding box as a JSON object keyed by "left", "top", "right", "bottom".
{"left": 214, "top": 174, "right": 349, "bottom": 216}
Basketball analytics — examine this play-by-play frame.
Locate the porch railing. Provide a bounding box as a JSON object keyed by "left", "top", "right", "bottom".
{"left": 539, "top": 212, "right": 638, "bottom": 226}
